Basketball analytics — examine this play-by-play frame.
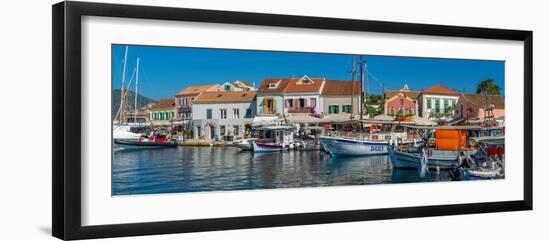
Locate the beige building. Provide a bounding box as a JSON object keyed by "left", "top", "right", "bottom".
{"left": 321, "top": 80, "right": 361, "bottom": 116}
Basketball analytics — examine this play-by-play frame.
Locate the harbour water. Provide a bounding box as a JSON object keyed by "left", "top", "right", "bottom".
{"left": 112, "top": 146, "right": 454, "bottom": 195}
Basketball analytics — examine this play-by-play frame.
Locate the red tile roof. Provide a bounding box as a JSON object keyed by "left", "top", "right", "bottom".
{"left": 421, "top": 84, "right": 459, "bottom": 95}
{"left": 257, "top": 78, "right": 291, "bottom": 93}
{"left": 193, "top": 91, "right": 257, "bottom": 104}
{"left": 322, "top": 80, "right": 362, "bottom": 96}
{"left": 176, "top": 84, "right": 220, "bottom": 96}
{"left": 258, "top": 76, "right": 325, "bottom": 94}
{"left": 461, "top": 94, "right": 505, "bottom": 109}
{"left": 385, "top": 90, "right": 420, "bottom": 99}
{"left": 151, "top": 98, "right": 176, "bottom": 109}
{"left": 283, "top": 77, "right": 325, "bottom": 93}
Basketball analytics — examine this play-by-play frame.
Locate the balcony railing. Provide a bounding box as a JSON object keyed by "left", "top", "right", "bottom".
{"left": 287, "top": 107, "right": 314, "bottom": 113}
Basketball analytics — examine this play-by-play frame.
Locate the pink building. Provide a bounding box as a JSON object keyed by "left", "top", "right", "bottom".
{"left": 455, "top": 93, "right": 505, "bottom": 120}
{"left": 384, "top": 85, "right": 419, "bottom": 116}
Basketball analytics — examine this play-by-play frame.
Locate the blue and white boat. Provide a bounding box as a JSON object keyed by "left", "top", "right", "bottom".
{"left": 388, "top": 148, "right": 477, "bottom": 170}
{"left": 319, "top": 132, "right": 422, "bottom": 157}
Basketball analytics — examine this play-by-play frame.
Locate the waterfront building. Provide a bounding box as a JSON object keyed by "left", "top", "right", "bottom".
{"left": 256, "top": 75, "right": 326, "bottom": 117}
{"left": 384, "top": 84, "right": 419, "bottom": 116}
{"left": 282, "top": 76, "right": 325, "bottom": 116}
{"left": 174, "top": 84, "right": 221, "bottom": 128}
{"left": 147, "top": 98, "right": 177, "bottom": 127}
{"left": 417, "top": 84, "right": 460, "bottom": 120}
{"left": 454, "top": 93, "right": 505, "bottom": 120}
{"left": 256, "top": 78, "right": 291, "bottom": 115}
{"left": 191, "top": 91, "right": 256, "bottom": 140}
{"left": 221, "top": 80, "right": 256, "bottom": 91}
{"left": 321, "top": 80, "right": 361, "bottom": 116}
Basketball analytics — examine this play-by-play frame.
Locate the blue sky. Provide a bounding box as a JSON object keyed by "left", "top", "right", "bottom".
{"left": 112, "top": 45, "right": 504, "bottom": 100}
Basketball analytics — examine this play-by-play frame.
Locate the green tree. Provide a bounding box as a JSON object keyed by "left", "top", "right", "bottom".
{"left": 476, "top": 79, "right": 501, "bottom": 95}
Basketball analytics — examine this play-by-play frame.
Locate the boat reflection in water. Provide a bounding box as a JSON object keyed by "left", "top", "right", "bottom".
{"left": 112, "top": 146, "right": 455, "bottom": 195}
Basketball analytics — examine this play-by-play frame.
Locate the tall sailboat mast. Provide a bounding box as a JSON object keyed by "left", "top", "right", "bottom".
{"left": 350, "top": 56, "right": 356, "bottom": 120}
{"left": 119, "top": 46, "right": 129, "bottom": 124}
{"left": 134, "top": 57, "right": 140, "bottom": 124}
{"left": 359, "top": 56, "right": 365, "bottom": 120}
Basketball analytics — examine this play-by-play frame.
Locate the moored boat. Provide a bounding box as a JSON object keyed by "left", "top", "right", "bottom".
{"left": 388, "top": 126, "right": 481, "bottom": 170}
{"left": 320, "top": 132, "right": 422, "bottom": 157}
{"left": 233, "top": 138, "right": 258, "bottom": 151}
{"left": 114, "top": 131, "right": 177, "bottom": 149}
{"left": 252, "top": 126, "right": 296, "bottom": 153}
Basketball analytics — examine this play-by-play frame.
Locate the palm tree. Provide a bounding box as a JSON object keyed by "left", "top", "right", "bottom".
{"left": 476, "top": 79, "right": 501, "bottom": 95}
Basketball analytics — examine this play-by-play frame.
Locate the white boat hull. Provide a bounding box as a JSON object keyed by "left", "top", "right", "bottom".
{"left": 319, "top": 136, "right": 422, "bottom": 157}
{"left": 252, "top": 142, "right": 290, "bottom": 153}
{"left": 388, "top": 149, "right": 463, "bottom": 170}
{"left": 113, "top": 125, "right": 142, "bottom": 140}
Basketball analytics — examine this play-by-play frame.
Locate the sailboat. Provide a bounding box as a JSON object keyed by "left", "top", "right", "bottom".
{"left": 113, "top": 46, "right": 147, "bottom": 140}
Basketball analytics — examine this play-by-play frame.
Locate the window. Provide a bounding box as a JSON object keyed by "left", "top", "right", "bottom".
{"left": 409, "top": 108, "right": 414, "bottom": 115}
{"left": 233, "top": 108, "right": 240, "bottom": 119}
{"left": 183, "top": 98, "right": 188, "bottom": 107}
{"left": 427, "top": 98, "right": 432, "bottom": 109}
{"left": 206, "top": 109, "right": 212, "bottom": 119}
{"left": 390, "top": 107, "right": 395, "bottom": 115}
{"left": 400, "top": 98, "right": 404, "bottom": 105}
{"left": 342, "top": 104, "right": 352, "bottom": 113}
{"left": 398, "top": 108, "right": 403, "bottom": 115}
{"left": 245, "top": 108, "right": 252, "bottom": 118}
{"left": 444, "top": 99, "right": 449, "bottom": 113}
{"left": 328, "top": 105, "right": 339, "bottom": 114}
{"left": 233, "top": 125, "right": 239, "bottom": 136}
{"left": 287, "top": 99, "right": 293, "bottom": 108}
{"left": 310, "top": 98, "right": 316, "bottom": 107}
{"left": 224, "top": 85, "right": 231, "bottom": 91}
{"left": 220, "top": 109, "right": 227, "bottom": 119}
{"left": 268, "top": 83, "right": 277, "bottom": 89}
{"left": 220, "top": 125, "right": 226, "bottom": 136}
{"left": 435, "top": 99, "right": 441, "bottom": 113}
{"left": 299, "top": 98, "right": 305, "bottom": 108}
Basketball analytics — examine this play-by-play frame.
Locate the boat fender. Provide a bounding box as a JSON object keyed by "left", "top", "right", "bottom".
{"left": 419, "top": 149, "right": 429, "bottom": 178}
{"left": 289, "top": 143, "right": 294, "bottom": 149}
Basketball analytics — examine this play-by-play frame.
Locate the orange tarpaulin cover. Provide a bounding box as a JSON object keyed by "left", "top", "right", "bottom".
{"left": 435, "top": 129, "right": 467, "bottom": 150}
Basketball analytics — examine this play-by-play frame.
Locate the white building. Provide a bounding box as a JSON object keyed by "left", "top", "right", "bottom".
{"left": 191, "top": 91, "right": 256, "bottom": 140}
{"left": 417, "top": 84, "right": 460, "bottom": 120}
{"left": 256, "top": 76, "right": 325, "bottom": 116}
{"left": 221, "top": 80, "right": 256, "bottom": 92}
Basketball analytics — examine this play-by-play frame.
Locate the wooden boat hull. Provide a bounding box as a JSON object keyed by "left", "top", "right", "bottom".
{"left": 114, "top": 139, "right": 177, "bottom": 148}
{"left": 388, "top": 149, "right": 459, "bottom": 170}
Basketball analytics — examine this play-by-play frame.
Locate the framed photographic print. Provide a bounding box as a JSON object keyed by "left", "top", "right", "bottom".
{"left": 52, "top": 1, "right": 533, "bottom": 240}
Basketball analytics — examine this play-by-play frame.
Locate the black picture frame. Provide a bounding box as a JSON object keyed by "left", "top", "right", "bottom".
{"left": 52, "top": 1, "right": 533, "bottom": 240}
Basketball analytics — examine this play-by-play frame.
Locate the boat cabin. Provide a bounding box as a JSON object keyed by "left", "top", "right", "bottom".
{"left": 256, "top": 126, "right": 295, "bottom": 144}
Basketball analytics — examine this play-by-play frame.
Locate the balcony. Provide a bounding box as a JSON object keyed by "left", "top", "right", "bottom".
{"left": 287, "top": 107, "right": 314, "bottom": 113}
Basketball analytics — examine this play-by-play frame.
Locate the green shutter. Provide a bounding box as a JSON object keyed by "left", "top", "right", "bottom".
{"left": 435, "top": 99, "right": 440, "bottom": 113}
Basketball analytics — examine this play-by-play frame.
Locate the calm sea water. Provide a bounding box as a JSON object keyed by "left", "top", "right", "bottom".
{"left": 112, "top": 146, "right": 453, "bottom": 195}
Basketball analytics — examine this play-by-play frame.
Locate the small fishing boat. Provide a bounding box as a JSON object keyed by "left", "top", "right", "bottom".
{"left": 459, "top": 167, "right": 503, "bottom": 180}
{"left": 233, "top": 138, "right": 258, "bottom": 151}
{"left": 389, "top": 126, "right": 480, "bottom": 170}
{"left": 320, "top": 132, "right": 422, "bottom": 157}
{"left": 114, "top": 131, "right": 177, "bottom": 148}
{"left": 252, "top": 126, "right": 296, "bottom": 153}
